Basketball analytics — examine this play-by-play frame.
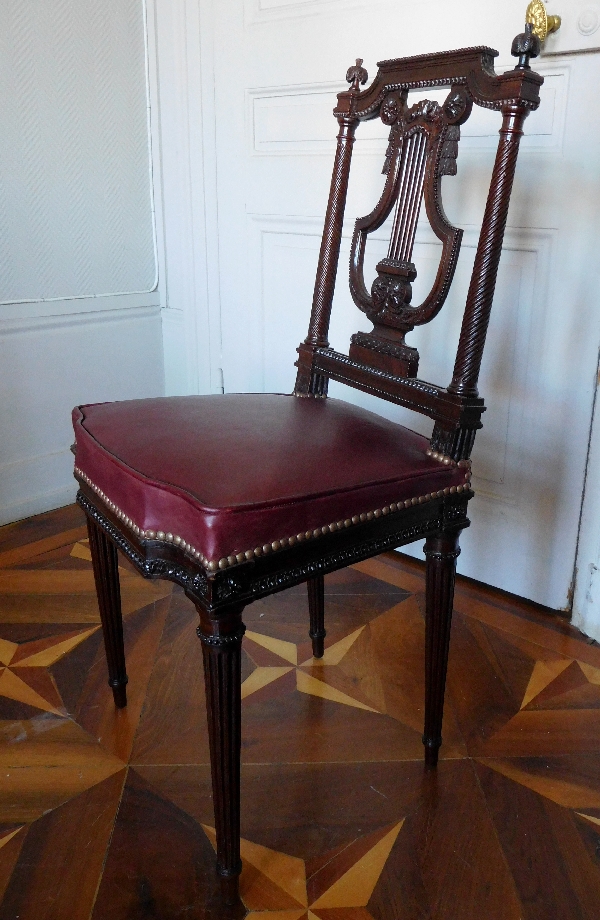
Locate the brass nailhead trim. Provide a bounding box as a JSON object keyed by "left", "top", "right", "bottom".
{"left": 427, "top": 451, "right": 472, "bottom": 484}
{"left": 425, "top": 448, "right": 457, "bottom": 467}
{"left": 75, "top": 465, "right": 470, "bottom": 574}
{"left": 75, "top": 467, "right": 210, "bottom": 567}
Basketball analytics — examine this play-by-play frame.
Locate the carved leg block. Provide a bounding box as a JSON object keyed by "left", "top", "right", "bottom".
{"left": 423, "top": 529, "right": 460, "bottom": 767}
{"left": 87, "top": 517, "right": 128, "bottom": 708}
{"left": 307, "top": 574, "right": 326, "bottom": 658}
{"left": 197, "top": 605, "right": 246, "bottom": 909}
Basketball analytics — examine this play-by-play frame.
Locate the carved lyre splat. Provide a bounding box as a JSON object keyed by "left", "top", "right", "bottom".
{"left": 348, "top": 85, "right": 472, "bottom": 378}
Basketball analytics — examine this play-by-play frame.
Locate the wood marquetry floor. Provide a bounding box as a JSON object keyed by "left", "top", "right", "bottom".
{"left": 1, "top": 505, "right": 600, "bottom": 919}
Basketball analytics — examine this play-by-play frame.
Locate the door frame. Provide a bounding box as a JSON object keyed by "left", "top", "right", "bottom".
{"left": 572, "top": 351, "right": 600, "bottom": 641}
{"left": 148, "top": 0, "right": 600, "bottom": 626}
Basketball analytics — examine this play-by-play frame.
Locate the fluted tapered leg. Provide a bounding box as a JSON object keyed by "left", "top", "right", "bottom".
{"left": 307, "top": 574, "right": 326, "bottom": 658}
{"left": 197, "top": 605, "right": 246, "bottom": 908}
{"left": 87, "top": 517, "right": 128, "bottom": 708}
{"left": 423, "top": 529, "right": 461, "bottom": 767}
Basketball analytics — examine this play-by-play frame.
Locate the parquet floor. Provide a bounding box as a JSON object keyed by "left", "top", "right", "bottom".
{"left": 1, "top": 506, "right": 600, "bottom": 919}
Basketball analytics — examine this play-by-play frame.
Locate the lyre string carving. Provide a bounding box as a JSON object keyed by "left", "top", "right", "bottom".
{"left": 349, "top": 85, "right": 472, "bottom": 379}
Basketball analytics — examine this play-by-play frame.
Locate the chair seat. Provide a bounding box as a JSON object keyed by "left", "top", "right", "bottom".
{"left": 73, "top": 394, "right": 468, "bottom": 571}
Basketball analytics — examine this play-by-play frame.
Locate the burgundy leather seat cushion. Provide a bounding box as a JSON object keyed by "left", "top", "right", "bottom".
{"left": 73, "top": 394, "right": 466, "bottom": 567}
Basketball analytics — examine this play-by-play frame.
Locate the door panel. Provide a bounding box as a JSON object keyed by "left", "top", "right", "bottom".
{"left": 207, "top": 0, "right": 600, "bottom": 609}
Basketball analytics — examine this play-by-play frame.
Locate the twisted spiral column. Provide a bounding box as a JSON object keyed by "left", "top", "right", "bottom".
{"left": 449, "top": 102, "right": 529, "bottom": 397}
{"left": 305, "top": 115, "right": 359, "bottom": 347}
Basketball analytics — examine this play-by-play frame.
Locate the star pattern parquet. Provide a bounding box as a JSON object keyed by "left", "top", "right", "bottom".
{"left": 1, "top": 504, "right": 600, "bottom": 918}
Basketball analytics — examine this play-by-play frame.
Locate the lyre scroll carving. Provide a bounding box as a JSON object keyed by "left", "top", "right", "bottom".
{"left": 349, "top": 84, "right": 472, "bottom": 378}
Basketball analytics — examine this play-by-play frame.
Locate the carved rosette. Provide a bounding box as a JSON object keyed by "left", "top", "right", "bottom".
{"left": 370, "top": 258, "right": 416, "bottom": 322}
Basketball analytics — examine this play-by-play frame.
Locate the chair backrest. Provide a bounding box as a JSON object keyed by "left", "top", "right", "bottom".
{"left": 294, "top": 26, "right": 543, "bottom": 462}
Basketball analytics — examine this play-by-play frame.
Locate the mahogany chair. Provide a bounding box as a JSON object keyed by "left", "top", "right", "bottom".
{"left": 72, "top": 24, "right": 542, "bottom": 910}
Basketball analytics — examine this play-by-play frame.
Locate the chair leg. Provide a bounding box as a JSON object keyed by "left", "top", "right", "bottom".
{"left": 87, "top": 517, "right": 128, "bottom": 708}
{"left": 197, "top": 605, "right": 246, "bottom": 909}
{"left": 307, "top": 574, "right": 326, "bottom": 658}
{"left": 423, "top": 529, "right": 461, "bottom": 768}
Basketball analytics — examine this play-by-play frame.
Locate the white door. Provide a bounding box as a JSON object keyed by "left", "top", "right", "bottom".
{"left": 158, "top": 0, "right": 600, "bottom": 611}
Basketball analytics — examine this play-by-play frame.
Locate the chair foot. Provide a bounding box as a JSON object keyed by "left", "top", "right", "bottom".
{"left": 307, "top": 575, "right": 326, "bottom": 658}
{"left": 109, "top": 677, "right": 128, "bottom": 708}
{"left": 310, "top": 632, "right": 326, "bottom": 658}
{"left": 206, "top": 873, "right": 245, "bottom": 920}
{"left": 219, "top": 869, "right": 242, "bottom": 907}
{"left": 423, "top": 738, "right": 440, "bottom": 768}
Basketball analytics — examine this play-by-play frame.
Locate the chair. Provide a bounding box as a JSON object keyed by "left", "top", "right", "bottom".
{"left": 72, "top": 24, "right": 542, "bottom": 910}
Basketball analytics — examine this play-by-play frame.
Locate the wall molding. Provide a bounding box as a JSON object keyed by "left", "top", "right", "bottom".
{"left": 246, "top": 61, "right": 569, "bottom": 158}
{"left": 0, "top": 302, "right": 161, "bottom": 337}
{"left": 244, "top": 0, "right": 388, "bottom": 25}
{"left": 1, "top": 292, "right": 161, "bottom": 323}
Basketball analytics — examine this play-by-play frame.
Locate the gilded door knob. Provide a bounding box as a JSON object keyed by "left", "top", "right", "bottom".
{"left": 526, "top": 0, "right": 561, "bottom": 41}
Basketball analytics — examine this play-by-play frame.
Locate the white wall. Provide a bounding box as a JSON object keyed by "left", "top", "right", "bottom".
{"left": 572, "top": 353, "right": 600, "bottom": 642}
{"left": 152, "top": 0, "right": 224, "bottom": 398}
{"left": 0, "top": 0, "right": 164, "bottom": 523}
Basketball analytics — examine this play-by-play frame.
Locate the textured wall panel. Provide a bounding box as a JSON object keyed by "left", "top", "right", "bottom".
{"left": 0, "top": 0, "right": 156, "bottom": 303}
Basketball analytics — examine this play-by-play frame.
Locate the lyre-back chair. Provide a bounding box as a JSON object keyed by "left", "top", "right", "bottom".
{"left": 72, "top": 24, "right": 542, "bottom": 910}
